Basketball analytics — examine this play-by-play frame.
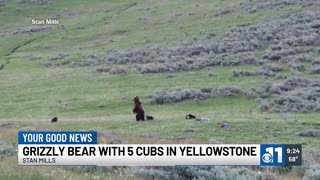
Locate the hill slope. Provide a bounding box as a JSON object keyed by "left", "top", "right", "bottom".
{"left": 0, "top": 0, "right": 320, "bottom": 179}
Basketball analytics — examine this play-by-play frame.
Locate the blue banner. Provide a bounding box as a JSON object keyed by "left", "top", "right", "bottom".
{"left": 18, "top": 131, "right": 97, "bottom": 144}
{"left": 260, "top": 144, "right": 285, "bottom": 166}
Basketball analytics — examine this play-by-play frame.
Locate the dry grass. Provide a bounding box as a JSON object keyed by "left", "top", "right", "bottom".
{"left": 98, "top": 132, "right": 206, "bottom": 144}
{"left": 0, "top": 128, "right": 18, "bottom": 146}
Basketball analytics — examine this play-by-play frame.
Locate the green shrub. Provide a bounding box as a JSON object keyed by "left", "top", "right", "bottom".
{"left": 303, "top": 164, "right": 320, "bottom": 180}
{"left": 0, "top": 141, "right": 16, "bottom": 157}
{"left": 134, "top": 166, "right": 262, "bottom": 180}
{"left": 64, "top": 166, "right": 98, "bottom": 174}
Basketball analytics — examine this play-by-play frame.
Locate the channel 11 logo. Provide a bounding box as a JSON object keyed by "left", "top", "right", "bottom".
{"left": 260, "top": 144, "right": 285, "bottom": 166}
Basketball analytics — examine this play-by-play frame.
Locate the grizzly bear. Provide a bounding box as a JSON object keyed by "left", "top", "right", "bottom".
{"left": 146, "top": 115, "right": 154, "bottom": 120}
{"left": 51, "top": 117, "right": 58, "bottom": 123}
{"left": 185, "top": 114, "right": 196, "bottom": 119}
{"left": 133, "top": 96, "right": 145, "bottom": 121}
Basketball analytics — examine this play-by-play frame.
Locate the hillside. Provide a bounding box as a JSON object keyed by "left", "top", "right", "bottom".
{"left": 0, "top": 0, "right": 320, "bottom": 179}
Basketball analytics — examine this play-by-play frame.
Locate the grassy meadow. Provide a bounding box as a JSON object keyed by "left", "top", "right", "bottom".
{"left": 0, "top": 0, "right": 320, "bottom": 179}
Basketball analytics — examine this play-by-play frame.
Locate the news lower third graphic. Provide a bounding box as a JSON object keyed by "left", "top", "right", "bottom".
{"left": 18, "top": 131, "right": 302, "bottom": 166}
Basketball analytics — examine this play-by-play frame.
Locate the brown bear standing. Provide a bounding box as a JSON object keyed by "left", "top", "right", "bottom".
{"left": 133, "top": 96, "right": 145, "bottom": 121}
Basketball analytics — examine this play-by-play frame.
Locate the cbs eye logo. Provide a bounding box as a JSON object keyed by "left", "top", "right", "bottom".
{"left": 261, "top": 146, "right": 283, "bottom": 164}
{"left": 262, "top": 152, "right": 273, "bottom": 163}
